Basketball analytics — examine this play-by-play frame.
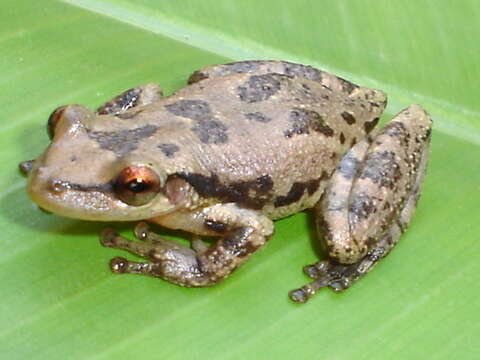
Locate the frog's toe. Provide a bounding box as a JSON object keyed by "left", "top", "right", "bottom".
{"left": 288, "top": 277, "right": 331, "bottom": 304}
{"left": 288, "top": 287, "right": 312, "bottom": 304}
{"left": 303, "top": 260, "right": 330, "bottom": 279}
{"left": 109, "top": 256, "right": 129, "bottom": 273}
{"left": 289, "top": 268, "right": 350, "bottom": 303}
{"left": 133, "top": 222, "right": 150, "bottom": 241}
{"left": 109, "top": 256, "right": 160, "bottom": 276}
{"left": 100, "top": 228, "right": 121, "bottom": 247}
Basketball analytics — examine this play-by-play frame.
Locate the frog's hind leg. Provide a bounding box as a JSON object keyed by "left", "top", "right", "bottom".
{"left": 290, "top": 105, "right": 432, "bottom": 303}
{"left": 96, "top": 83, "right": 163, "bottom": 116}
{"left": 100, "top": 203, "right": 274, "bottom": 287}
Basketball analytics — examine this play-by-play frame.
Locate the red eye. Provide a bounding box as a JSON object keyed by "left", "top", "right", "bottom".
{"left": 114, "top": 166, "right": 161, "bottom": 206}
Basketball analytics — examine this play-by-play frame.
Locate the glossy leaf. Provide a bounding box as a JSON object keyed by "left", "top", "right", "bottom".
{"left": 1, "top": 1, "right": 478, "bottom": 359}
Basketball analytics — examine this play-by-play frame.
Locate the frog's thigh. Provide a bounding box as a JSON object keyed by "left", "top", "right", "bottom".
{"left": 319, "top": 104, "right": 432, "bottom": 264}
{"left": 96, "top": 83, "right": 163, "bottom": 115}
{"left": 101, "top": 203, "right": 274, "bottom": 287}
{"left": 290, "top": 105, "right": 432, "bottom": 303}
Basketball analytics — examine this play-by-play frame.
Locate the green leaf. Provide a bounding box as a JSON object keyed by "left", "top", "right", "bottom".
{"left": 1, "top": 0, "right": 478, "bottom": 359}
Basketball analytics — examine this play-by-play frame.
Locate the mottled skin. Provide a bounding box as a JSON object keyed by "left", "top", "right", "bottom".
{"left": 22, "top": 60, "right": 432, "bottom": 303}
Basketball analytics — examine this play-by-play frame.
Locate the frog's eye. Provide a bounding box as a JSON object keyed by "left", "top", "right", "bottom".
{"left": 47, "top": 105, "right": 68, "bottom": 139}
{"left": 47, "top": 104, "right": 93, "bottom": 140}
{"left": 114, "top": 165, "right": 161, "bottom": 206}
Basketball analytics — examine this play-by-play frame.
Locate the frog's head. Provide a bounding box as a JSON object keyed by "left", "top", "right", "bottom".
{"left": 25, "top": 105, "right": 184, "bottom": 221}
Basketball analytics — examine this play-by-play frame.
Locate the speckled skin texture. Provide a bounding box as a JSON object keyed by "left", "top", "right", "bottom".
{"left": 23, "top": 61, "right": 432, "bottom": 303}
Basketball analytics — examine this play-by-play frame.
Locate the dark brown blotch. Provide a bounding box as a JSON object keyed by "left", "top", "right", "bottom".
{"left": 349, "top": 192, "right": 377, "bottom": 220}
{"left": 306, "top": 174, "right": 326, "bottom": 195}
{"left": 187, "top": 71, "right": 209, "bottom": 84}
{"left": 238, "top": 74, "right": 281, "bottom": 103}
{"left": 315, "top": 213, "right": 331, "bottom": 240}
{"left": 175, "top": 173, "right": 274, "bottom": 210}
{"left": 97, "top": 88, "right": 142, "bottom": 115}
{"left": 204, "top": 219, "right": 229, "bottom": 234}
{"left": 165, "top": 99, "right": 212, "bottom": 121}
{"left": 337, "top": 77, "right": 359, "bottom": 94}
{"left": 282, "top": 62, "right": 323, "bottom": 82}
{"left": 244, "top": 112, "right": 272, "bottom": 123}
{"left": 274, "top": 173, "right": 327, "bottom": 208}
{"left": 339, "top": 132, "right": 346, "bottom": 144}
{"left": 366, "top": 237, "right": 377, "bottom": 248}
{"left": 284, "top": 108, "right": 333, "bottom": 138}
{"left": 364, "top": 117, "right": 379, "bottom": 134}
{"left": 274, "top": 183, "right": 306, "bottom": 208}
{"left": 165, "top": 99, "right": 229, "bottom": 144}
{"left": 88, "top": 124, "right": 158, "bottom": 157}
{"left": 384, "top": 121, "right": 409, "bottom": 147}
{"left": 226, "top": 174, "right": 274, "bottom": 208}
{"left": 385, "top": 235, "right": 394, "bottom": 246}
{"left": 192, "top": 119, "right": 228, "bottom": 144}
{"left": 158, "top": 143, "right": 180, "bottom": 158}
{"left": 425, "top": 127, "right": 432, "bottom": 139}
{"left": 221, "top": 227, "right": 255, "bottom": 258}
{"left": 225, "top": 61, "right": 261, "bottom": 74}
{"left": 341, "top": 111, "right": 356, "bottom": 125}
{"left": 360, "top": 151, "right": 401, "bottom": 189}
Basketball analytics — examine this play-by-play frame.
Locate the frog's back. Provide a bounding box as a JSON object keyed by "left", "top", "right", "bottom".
{"left": 135, "top": 63, "right": 386, "bottom": 219}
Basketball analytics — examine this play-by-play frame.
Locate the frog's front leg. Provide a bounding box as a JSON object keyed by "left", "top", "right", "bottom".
{"left": 96, "top": 83, "right": 163, "bottom": 116}
{"left": 100, "top": 203, "right": 274, "bottom": 287}
{"left": 290, "top": 105, "right": 432, "bottom": 303}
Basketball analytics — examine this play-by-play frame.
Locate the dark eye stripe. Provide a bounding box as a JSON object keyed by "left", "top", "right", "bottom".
{"left": 50, "top": 180, "right": 113, "bottom": 193}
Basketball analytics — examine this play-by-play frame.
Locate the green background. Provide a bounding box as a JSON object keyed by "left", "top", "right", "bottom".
{"left": 1, "top": 1, "right": 478, "bottom": 358}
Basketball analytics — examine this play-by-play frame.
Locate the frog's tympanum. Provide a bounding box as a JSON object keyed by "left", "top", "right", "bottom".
{"left": 21, "top": 61, "right": 432, "bottom": 303}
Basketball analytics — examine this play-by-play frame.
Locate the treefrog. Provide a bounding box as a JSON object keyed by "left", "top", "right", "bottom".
{"left": 21, "top": 60, "right": 432, "bottom": 303}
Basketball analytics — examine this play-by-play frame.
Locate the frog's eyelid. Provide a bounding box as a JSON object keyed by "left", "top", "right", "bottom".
{"left": 47, "top": 104, "right": 94, "bottom": 140}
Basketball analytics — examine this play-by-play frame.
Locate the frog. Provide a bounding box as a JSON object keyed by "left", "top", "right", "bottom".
{"left": 21, "top": 60, "right": 432, "bottom": 303}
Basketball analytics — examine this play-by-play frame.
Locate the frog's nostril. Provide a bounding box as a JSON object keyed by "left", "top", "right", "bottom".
{"left": 19, "top": 159, "right": 35, "bottom": 176}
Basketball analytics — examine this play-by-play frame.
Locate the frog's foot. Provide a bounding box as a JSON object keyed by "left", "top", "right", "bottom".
{"left": 100, "top": 224, "right": 200, "bottom": 279}
{"left": 100, "top": 223, "right": 199, "bottom": 280}
{"left": 100, "top": 204, "right": 274, "bottom": 287}
{"left": 96, "top": 83, "right": 163, "bottom": 116}
{"left": 289, "top": 247, "right": 386, "bottom": 303}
